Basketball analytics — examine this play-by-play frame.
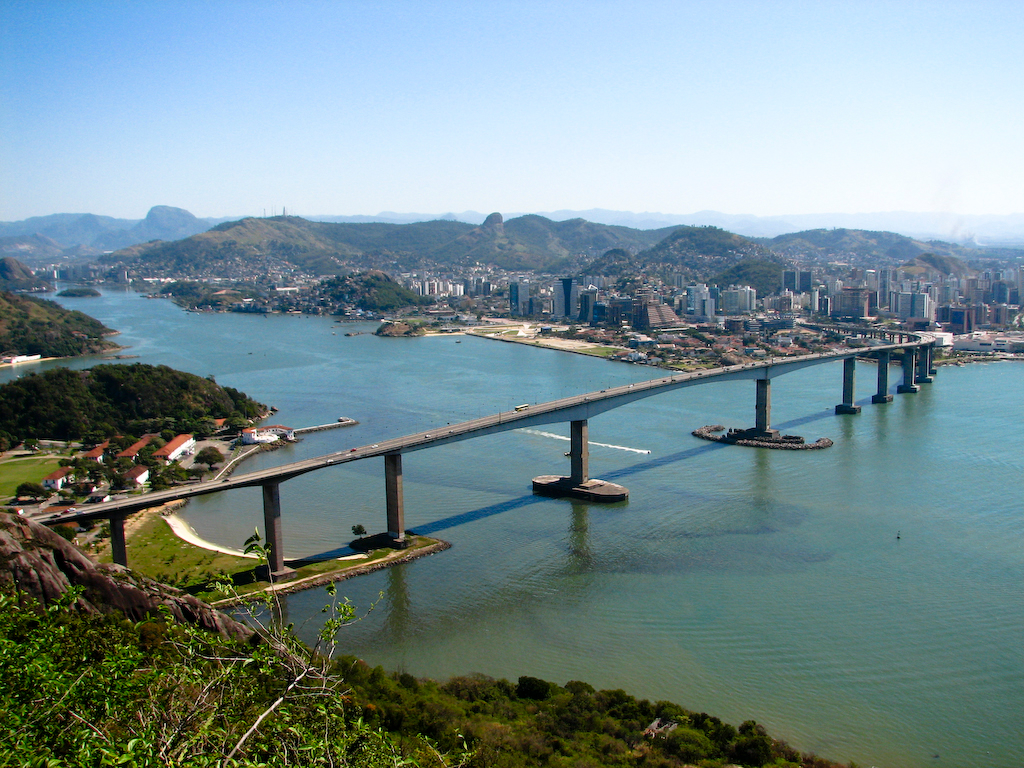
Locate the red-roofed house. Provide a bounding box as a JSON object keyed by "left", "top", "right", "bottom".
{"left": 42, "top": 466, "right": 74, "bottom": 490}
{"left": 115, "top": 433, "right": 158, "bottom": 461}
{"left": 152, "top": 434, "right": 195, "bottom": 463}
{"left": 82, "top": 441, "right": 109, "bottom": 462}
{"left": 124, "top": 465, "right": 150, "bottom": 487}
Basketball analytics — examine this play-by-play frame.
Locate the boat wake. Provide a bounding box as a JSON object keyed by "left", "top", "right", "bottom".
{"left": 519, "top": 428, "right": 651, "bottom": 454}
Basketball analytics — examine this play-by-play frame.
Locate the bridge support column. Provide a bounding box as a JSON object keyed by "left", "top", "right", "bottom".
{"left": 835, "top": 357, "right": 862, "bottom": 414}
{"left": 917, "top": 345, "right": 934, "bottom": 383}
{"left": 928, "top": 344, "right": 938, "bottom": 376}
{"left": 109, "top": 515, "right": 128, "bottom": 567}
{"left": 385, "top": 453, "right": 406, "bottom": 544}
{"left": 262, "top": 482, "right": 296, "bottom": 581}
{"left": 897, "top": 348, "right": 920, "bottom": 393}
{"left": 533, "top": 419, "right": 627, "bottom": 503}
{"left": 569, "top": 419, "right": 589, "bottom": 485}
{"left": 752, "top": 377, "right": 779, "bottom": 438}
{"left": 872, "top": 350, "right": 893, "bottom": 403}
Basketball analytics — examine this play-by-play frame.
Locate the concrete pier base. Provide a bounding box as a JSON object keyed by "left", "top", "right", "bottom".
{"left": 532, "top": 475, "right": 629, "bottom": 502}
{"left": 835, "top": 357, "right": 861, "bottom": 414}
{"left": 896, "top": 383, "right": 920, "bottom": 394}
{"left": 262, "top": 482, "right": 297, "bottom": 582}
{"left": 871, "top": 393, "right": 894, "bottom": 404}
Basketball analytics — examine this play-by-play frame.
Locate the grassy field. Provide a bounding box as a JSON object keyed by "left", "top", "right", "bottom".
{"left": 102, "top": 512, "right": 440, "bottom": 603}
{"left": 0, "top": 455, "right": 63, "bottom": 499}
{"left": 97, "top": 512, "right": 255, "bottom": 591}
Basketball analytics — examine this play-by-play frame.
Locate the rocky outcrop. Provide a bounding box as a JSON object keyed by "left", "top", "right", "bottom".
{"left": 374, "top": 320, "right": 426, "bottom": 337}
{"left": 692, "top": 425, "right": 833, "bottom": 450}
{"left": 0, "top": 513, "right": 252, "bottom": 641}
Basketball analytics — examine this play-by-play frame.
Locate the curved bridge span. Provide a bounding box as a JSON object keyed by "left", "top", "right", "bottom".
{"left": 70, "top": 327, "right": 939, "bottom": 578}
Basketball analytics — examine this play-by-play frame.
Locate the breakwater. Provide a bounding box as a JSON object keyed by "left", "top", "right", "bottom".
{"left": 691, "top": 424, "right": 833, "bottom": 449}
{"left": 294, "top": 418, "right": 357, "bottom": 434}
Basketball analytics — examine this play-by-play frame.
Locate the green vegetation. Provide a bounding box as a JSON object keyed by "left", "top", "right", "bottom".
{"left": 320, "top": 271, "right": 432, "bottom": 311}
{"left": 0, "top": 256, "right": 51, "bottom": 291}
{"left": 97, "top": 511, "right": 255, "bottom": 591}
{"left": 0, "top": 455, "right": 62, "bottom": 497}
{"left": 56, "top": 286, "right": 102, "bottom": 297}
{"left": 0, "top": 363, "right": 266, "bottom": 443}
{"left": 158, "top": 280, "right": 263, "bottom": 309}
{"left": 710, "top": 259, "right": 783, "bottom": 298}
{"left": 0, "top": 578, "right": 849, "bottom": 767}
{"left": 100, "top": 214, "right": 678, "bottom": 277}
{"left": 0, "top": 290, "right": 116, "bottom": 358}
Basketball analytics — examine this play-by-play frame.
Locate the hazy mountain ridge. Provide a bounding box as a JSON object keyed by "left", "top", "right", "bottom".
{"left": 0, "top": 206, "right": 228, "bottom": 262}
{"left": 760, "top": 228, "right": 1007, "bottom": 268}
{"left": 101, "top": 213, "right": 675, "bottom": 276}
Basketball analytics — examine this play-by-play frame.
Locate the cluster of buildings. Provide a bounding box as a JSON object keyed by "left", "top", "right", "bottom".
{"left": 39, "top": 433, "right": 198, "bottom": 494}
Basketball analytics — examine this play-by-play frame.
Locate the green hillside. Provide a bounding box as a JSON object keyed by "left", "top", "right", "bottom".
{"left": 581, "top": 227, "right": 783, "bottom": 289}
{"left": 0, "top": 363, "right": 266, "bottom": 442}
{"left": 0, "top": 291, "right": 115, "bottom": 359}
{"left": 763, "top": 227, "right": 981, "bottom": 268}
{"left": 0, "top": 256, "right": 52, "bottom": 291}
{"left": 100, "top": 214, "right": 678, "bottom": 276}
{"left": 319, "top": 271, "right": 431, "bottom": 311}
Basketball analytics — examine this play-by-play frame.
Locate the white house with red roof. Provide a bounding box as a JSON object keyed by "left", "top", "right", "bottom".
{"left": 152, "top": 434, "right": 195, "bottom": 462}
{"left": 42, "top": 466, "right": 74, "bottom": 490}
{"left": 124, "top": 465, "right": 150, "bottom": 487}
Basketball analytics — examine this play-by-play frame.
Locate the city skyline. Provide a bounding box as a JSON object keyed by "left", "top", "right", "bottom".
{"left": 3, "top": 1, "right": 1024, "bottom": 221}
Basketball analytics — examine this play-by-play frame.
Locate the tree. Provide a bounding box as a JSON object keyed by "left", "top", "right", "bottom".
{"left": 194, "top": 446, "right": 225, "bottom": 469}
{"left": 16, "top": 481, "right": 47, "bottom": 500}
{"left": 351, "top": 524, "right": 367, "bottom": 539}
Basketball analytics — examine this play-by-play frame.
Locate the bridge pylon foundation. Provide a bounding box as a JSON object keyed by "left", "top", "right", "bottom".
{"left": 835, "top": 357, "right": 862, "bottom": 414}
{"left": 532, "top": 419, "right": 628, "bottom": 502}
{"left": 897, "top": 348, "right": 920, "bottom": 394}
{"left": 262, "top": 482, "right": 297, "bottom": 582}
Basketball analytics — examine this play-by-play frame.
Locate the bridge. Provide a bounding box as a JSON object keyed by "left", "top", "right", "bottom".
{"left": 49, "top": 326, "right": 938, "bottom": 580}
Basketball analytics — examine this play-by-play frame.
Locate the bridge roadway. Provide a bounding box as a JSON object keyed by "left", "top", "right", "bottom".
{"left": 63, "top": 333, "right": 932, "bottom": 530}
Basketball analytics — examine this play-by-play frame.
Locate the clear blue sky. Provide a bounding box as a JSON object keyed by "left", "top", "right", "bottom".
{"left": 2, "top": 0, "right": 1023, "bottom": 220}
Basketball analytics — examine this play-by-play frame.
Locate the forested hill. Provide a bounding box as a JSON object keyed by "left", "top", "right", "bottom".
{"left": 0, "top": 363, "right": 266, "bottom": 443}
{"left": 100, "top": 213, "right": 676, "bottom": 276}
{"left": 0, "top": 256, "right": 52, "bottom": 291}
{"left": 761, "top": 227, "right": 992, "bottom": 268}
{"left": 580, "top": 226, "right": 786, "bottom": 297}
{"left": 0, "top": 291, "right": 116, "bottom": 359}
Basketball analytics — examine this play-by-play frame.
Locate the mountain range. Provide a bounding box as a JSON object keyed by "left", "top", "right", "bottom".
{"left": 0, "top": 206, "right": 231, "bottom": 264}
{"left": 91, "top": 213, "right": 1019, "bottom": 301}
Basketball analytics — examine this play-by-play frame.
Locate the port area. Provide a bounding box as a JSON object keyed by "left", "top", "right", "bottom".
{"left": 532, "top": 475, "right": 629, "bottom": 502}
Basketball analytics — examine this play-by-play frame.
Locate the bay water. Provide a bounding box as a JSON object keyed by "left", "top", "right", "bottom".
{"left": 9, "top": 288, "right": 1023, "bottom": 768}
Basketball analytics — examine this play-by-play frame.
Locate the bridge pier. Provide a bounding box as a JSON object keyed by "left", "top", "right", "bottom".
{"left": 897, "top": 349, "right": 920, "bottom": 394}
{"left": 385, "top": 453, "right": 406, "bottom": 544}
{"left": 872, "top": 350, "right": 893, "bottom": 403}
{"left": 262, "top": 482, "right": 296, "bottom": 581}
{"left": 835, "top": 357, "right": 862, "bottom": 414}
{"left": 533, "top": 419, "right": 628, "bottom": 502}
{"left": 917, "top": 345, "right": 934, "bottom": 383}
{"left": 109, "top": 515, "right": 128, "bottom": 567}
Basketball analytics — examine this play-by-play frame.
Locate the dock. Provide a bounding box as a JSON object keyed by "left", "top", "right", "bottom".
{"left": 294, "top": 418, "right": 358, "bottom": 435}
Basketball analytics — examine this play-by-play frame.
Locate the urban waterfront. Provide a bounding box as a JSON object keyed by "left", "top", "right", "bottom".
{"left": 8, "top": 288, "right": 1023, "bottom": 768}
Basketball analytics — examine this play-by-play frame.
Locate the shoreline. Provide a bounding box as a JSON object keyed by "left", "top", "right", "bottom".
{"left": 211, "top": 539, "right": 452, "bottom": 607}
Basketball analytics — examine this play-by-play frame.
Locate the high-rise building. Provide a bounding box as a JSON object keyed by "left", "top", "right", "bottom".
{"left": 509, "top": 281, "right": 529, "bottom": 316}
{"left": 554, "top": 278, "right": 579, "bottom": 318}
{"left": 833, "top": 287, "right": 871, "bottom": 319}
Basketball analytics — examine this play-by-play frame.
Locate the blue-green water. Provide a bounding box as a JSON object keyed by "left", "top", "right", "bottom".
{"left": 8, "top": 288, "right": 1023, "bottom": 768}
